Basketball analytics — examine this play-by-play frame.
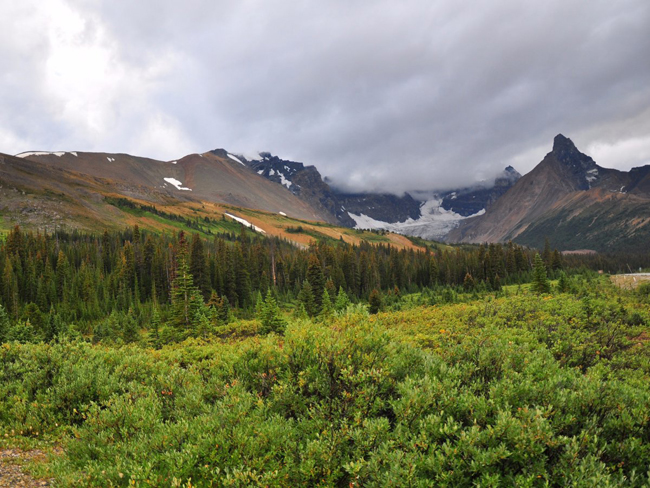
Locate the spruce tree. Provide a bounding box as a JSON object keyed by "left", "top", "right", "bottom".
{"left": 298, "top": 280, "right": 316, "bottom": 317}
{"left": 306, "top": 254, "right": 325, "bottom": 315}
{"left": 0, "top": 304, "right": 10, "bottom": 343}
{"left": 170, "top": 234, "right": 203, "bottom": 336}
{"left": 463, "top": 272, "right": 476, "bottom": 291}
{"left": 334, "top": 286, "right": 351, "bottom": 312}
{"left": 532, "top": 253, "right": 551, "bottom": 294}
{"left": 318, "top": 289, "right": 334, "bottom": 321}
{"left": 259, "top": 289, "right": 287, "bottom": 335}
{"left": 368, "top": 289, "right": 382, "bottom": 314}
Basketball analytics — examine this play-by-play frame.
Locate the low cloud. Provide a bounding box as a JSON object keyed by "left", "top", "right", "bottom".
{"left": 1, "top": 0, "right": 649, "bottom": 193}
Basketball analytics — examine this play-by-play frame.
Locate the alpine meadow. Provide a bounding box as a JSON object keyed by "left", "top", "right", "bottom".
{"left": 2, "top": 1, "right": 650, "bottom": 486}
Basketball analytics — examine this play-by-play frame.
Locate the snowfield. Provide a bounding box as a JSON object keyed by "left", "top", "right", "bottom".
{"left": 349, "top": 198, "right": 485, "bottom": 241}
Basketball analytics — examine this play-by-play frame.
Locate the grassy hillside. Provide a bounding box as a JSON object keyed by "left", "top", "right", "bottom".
{"left": 2, "top": 275, "right": 650, "bottom": 486}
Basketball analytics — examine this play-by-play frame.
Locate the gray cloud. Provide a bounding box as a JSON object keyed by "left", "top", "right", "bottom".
{"left": 1, "top": 0, "right": 649, "bottom": 193}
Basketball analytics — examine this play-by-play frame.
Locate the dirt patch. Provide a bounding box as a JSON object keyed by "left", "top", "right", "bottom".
{"left": 611, "top": 274, "right": 650, "bottom": 290}
{"left": 0, "top": 449, "right": 56, "bottom": 487}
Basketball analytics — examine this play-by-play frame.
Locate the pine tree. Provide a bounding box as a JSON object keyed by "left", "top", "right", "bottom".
{"left": 318, "top": 289, "right": 334, "bottom": 321}
{"left": 557, "top": 271, "right": 570, "bottom": 293}
{"left": 532, "top": 253, "right": 551, "bottom": 294}
{"left": 368, "top": 289, "right": 382, "bottom": 315}
{"left": 334, "top": 286, "right": 351, "bottom": 312}
{"left": 463, "top": 272, "right": 476, "bottom": 291}
{"left": 298, "top": 280, "right": 316, "bottom": 317}
{"left": 170, "top": 234, "right": 203, "bottom": 335}
{"left": 0, "top": 304, "right": 10, "bottom": 342}
{"left": 551, "top": 249, "right": 563, "bottom": 271}
{"left": 190, "top": 233, "right": 211, "bottom": 300}
{"left": 306, "top": 254, "right": 325, "bottom": 315}
{"left": 259, "top": 289, "right": 287, "bottom": 335}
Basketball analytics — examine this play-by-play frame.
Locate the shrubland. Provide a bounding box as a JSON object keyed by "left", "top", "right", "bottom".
{"left": 1, "top": 268, "right": 649, "bottom": 486}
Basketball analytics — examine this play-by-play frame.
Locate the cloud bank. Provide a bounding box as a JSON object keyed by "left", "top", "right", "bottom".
{"left": 1, "top": 0, "right": 649, "bottom": 193}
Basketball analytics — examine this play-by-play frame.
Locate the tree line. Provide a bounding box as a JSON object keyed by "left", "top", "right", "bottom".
{"left": 0, "top": 224, "right": 644, "bottom": 344}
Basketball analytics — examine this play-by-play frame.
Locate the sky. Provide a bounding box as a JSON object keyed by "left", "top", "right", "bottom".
{"left": 1, "top": 1, "right": 650, "bottom": 194}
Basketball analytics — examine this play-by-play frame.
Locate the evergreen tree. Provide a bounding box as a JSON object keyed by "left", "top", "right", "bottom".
{"left": 557, "top": 271, "right": 570, "bottom": 293}
{"left": 190, "top": 233, "right": 211, "bottom": 300}
{"left": 551, "top": 249, "right": 563, "bottom": 271}
{"left": 306, "top": 254, "right": 325, "bottom": 315}
{"left": 259, "top": 289, "right": 287, "bottom": 335}
{"left": 532, "top": 253, "right": 551, "bottom": 294}
{"left": 170, "top": 233, "right": 203, "bottom": 335}
{"left": 368, "top": 289, "right": 382, "bottom": 315}
{"left": 463, "top": 272, "right": 476, "bottom": 291}
{"left": 122, "top": 308, "right": 139, "bottom": 344}
{"left": 334, "top": 286, "right": 351, "bottom": 312}
{"left": 298, "top": 280, "right": 316, "bottom": 317}
{"left": 0, "top": 304, "right": 10, "bottom": 342}
{"left": 318, "top": 289, "right": 334, "bottom": 321}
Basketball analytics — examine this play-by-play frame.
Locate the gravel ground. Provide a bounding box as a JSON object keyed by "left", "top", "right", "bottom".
{"left": 0, "top": 450, "right": 52, "bottom": 487}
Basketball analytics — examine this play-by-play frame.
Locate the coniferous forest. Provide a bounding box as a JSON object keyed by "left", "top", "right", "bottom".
{"left": 1, "top": 224, "right": 650, "bottom": 486}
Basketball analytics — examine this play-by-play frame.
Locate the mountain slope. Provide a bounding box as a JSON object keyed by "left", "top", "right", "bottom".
{"left": 439, "top": 166, "right": 521, "bottom": 216}
{"left": 448, "top": 135, "right": 650, "bottom": 252}
{"left": 1, "top": 151, "right": 424, "bottom": 251}
{"left": 14, "top": 150, "right": 332, "bottom": 223}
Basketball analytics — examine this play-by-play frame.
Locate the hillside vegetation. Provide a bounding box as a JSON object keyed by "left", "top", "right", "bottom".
{"left": 1, "top": 226, "right": 649, "bottom": 486}
{"left": 1, "top": 274, "right": 650, "bottom": 486}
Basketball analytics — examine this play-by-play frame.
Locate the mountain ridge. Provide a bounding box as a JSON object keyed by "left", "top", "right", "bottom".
{"left": 447, "top": 134, "right": 650, "bottom": 252}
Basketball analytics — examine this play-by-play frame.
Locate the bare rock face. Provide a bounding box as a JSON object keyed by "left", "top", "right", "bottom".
{"left": 440, "top": 166, "right": 521, "bottom": 217}
{"left": 447, "top": 134, "right": 650, "bottom": 252}
{"left": 334, "top": 192, "right": 422, "bottom": 224}
{"left": 233, "top": 152, "right": 355, "bottom": 226}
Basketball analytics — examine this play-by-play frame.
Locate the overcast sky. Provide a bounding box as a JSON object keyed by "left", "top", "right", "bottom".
{"left": 1, "top": 0, "right": 650, "bottom": 193}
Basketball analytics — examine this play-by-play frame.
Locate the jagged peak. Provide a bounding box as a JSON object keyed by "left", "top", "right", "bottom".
{"left": 552, "top": 133, "right": 576, "bottom": 152}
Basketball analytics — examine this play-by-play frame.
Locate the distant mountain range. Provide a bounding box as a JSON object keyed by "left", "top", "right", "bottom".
{"left": 227, "top": 150, "right": 521, "bottom": 240}
{"left": 2, "top": 133, "right": 648, "bottom": 252}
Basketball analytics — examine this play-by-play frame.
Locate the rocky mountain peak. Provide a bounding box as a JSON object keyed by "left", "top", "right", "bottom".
{"left": 548, "top": 134, "right": 599, "bottom": 190}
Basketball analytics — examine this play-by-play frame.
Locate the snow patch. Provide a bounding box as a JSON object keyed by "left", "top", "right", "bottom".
{"left": 227, "top": 153, "right": 245, "bottom": 165}
{"left": 586, "top": 168, "right": 599, "bottom": 184}
{"left": 106, "top": 157, "right": 116, "bottom": 162}
{"left": 70, "top": 152, "right": 78, "bottom": 157}
{"left": 257, "top": 169, "right": 264, "bottom": 175}
{"left": 163, "top": 177, "right": 192, "bottom": 191}
{"left": 225, "top": 213, "right": 266, "bottom": 234}
{"left": 269, "top": 169, "right": 276, "bottom": 176}
{"left": 170, "top": 161, "right": 177, "bottom": 165}
{"left": 278, "top": 172, "right": 292, "bottom": 189}
{"left": 279, "top": 211, "right": 287, "bottom": 216}
{"left": 16, "top": 151, "right": 47, "bottom": 158}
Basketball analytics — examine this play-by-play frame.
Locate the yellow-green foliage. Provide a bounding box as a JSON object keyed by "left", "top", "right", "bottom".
{"left": 1, "top": 278, "right": 649, "bottom": 486}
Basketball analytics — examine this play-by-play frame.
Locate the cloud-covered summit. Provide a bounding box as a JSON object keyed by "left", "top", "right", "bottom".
{"left": 1, "top": 0, "right": 650, "bottom": 193}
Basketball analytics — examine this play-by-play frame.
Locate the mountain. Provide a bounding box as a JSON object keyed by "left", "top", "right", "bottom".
{"left": 439, "top": 166, "right": 521, "bottom": 216}
{"left": 447, "top": 134, "right": 650, "bottom": 252}
{"left": 236, "top": 150, "right": 519, "bottom": 236}
{"left": 9, "top": 149, "right": 332, "bottom": 223}
{"left": 225, "top": 151, "right": 356, "bottom": 226}
{"left": 0, "top": 150, "right": 423, "bottom": 251}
